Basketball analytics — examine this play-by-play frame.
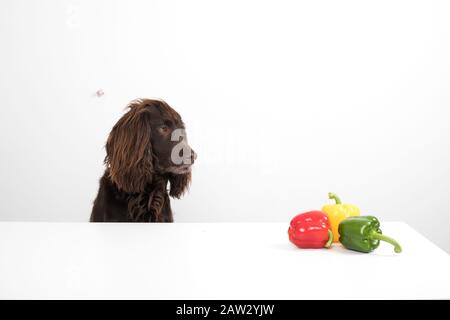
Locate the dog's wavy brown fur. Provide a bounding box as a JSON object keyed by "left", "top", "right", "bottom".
{"left": 90, "top": 99, "right": 193, "bottom": 222}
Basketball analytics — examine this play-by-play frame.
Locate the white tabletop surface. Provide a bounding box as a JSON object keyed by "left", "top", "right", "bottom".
{"left": 0, "top": 222, "right": 448, "bottom": 299}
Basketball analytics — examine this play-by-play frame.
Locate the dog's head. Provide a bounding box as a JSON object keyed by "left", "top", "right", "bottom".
{"left": 105, "top": 98, "right": 196, "bottom": 197}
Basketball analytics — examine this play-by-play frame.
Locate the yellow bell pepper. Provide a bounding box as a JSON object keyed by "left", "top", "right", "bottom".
{"left": 322, "top": 192, "right": 360, "bottom": 242}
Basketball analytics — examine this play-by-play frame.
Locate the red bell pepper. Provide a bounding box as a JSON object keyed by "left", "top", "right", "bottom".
{"left": 288, "top": 211, "right": 333, "bottom": 249}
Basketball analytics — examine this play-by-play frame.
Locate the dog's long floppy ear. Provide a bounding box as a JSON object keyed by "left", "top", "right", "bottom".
{"left": 105, "top": 104, "right": 153, "bottom": 193}
{"left": 169, "top": 172, "right": 191, "bottom": 199}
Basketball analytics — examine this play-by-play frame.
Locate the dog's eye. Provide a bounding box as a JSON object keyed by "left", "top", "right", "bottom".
{"left": 158, "top": 125, "right": 170, "bottom": 134}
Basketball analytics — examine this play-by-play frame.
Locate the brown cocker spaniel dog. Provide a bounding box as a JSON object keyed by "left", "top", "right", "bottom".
{"left": 90, "top": 99, "right": 196, "bottom": 222}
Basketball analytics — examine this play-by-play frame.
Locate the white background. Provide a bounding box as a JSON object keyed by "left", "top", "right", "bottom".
{"left": 0, "top": 1, "right": 449, "bottom": 252}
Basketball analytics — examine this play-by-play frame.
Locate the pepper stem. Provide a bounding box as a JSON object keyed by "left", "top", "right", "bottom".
{"left": 324, "top": 229, "right": 333, "bottom": 248}
{"left": 328, "top": 192, "right": 342, "bottom": 205}
{"left": 369, "top": 230, "right": 402, "bottom": 253}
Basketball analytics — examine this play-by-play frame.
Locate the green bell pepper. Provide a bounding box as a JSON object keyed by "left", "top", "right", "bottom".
{"left": 338, "top": 216, "right": 402, "bottom": 253}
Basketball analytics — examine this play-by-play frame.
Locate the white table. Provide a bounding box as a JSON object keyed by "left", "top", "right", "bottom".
{"left": 0, "top": 222, "right": 448, "bottom": 299}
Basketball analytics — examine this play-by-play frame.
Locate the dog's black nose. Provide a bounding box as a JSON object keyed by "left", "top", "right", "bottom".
{"left": 191, "top": 149, "right": 197, "bottom": 164}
